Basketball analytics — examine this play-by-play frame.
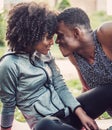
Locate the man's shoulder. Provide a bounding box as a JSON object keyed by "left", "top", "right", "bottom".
{"left": 96, "top": 21, "right": 112, "bottom": 48}
{"left": 97, "top": 21, "right": 112, "bottom": 34}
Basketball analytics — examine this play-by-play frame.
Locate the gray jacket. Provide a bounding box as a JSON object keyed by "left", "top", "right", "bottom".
{"left": 0, "top": 52, "right": 80, "bottom": 129}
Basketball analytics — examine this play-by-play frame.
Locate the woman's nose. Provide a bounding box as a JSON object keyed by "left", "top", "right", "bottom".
{"left": 50, "top": 38, "right": 54, "bottom": 45}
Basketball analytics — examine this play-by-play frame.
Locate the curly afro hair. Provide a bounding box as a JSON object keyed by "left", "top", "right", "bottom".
{"left": 6, "top": 2, "right": 57, "bottom": 53}
{"left": 57, "top": 7, "right": 91, "bottom": 30}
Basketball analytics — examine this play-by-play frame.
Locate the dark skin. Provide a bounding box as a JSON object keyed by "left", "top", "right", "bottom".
{"left": 56, "top": 21, "right": 112, "bottom": 130}
{"left": 97, "top": 22, "right": 112, "bottom": 61}
{"left": 56, "top": 21, "right": 112, "bottom": 65}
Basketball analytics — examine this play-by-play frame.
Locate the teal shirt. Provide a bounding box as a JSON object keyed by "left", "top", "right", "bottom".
{"left": 0, "top": 52, "right": 80, "bottom": 129}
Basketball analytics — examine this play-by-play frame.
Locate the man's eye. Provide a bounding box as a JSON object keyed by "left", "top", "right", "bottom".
{"left": 59, "top": 34, "right": 64, "bottom": 39}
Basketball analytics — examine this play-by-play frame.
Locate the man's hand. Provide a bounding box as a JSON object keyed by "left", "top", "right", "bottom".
{"left": 75, "top": 107, "right": 99, "bottom": 130}
{"left": 1, "top": 127, "right": 11, "bottom": 130}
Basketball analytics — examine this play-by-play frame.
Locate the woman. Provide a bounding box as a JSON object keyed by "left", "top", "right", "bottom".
{"left": 0, "top": 2, "right": 98, "bottom": 130}
{"left": 56, "top": 7, "right": 112, "bottom": 126}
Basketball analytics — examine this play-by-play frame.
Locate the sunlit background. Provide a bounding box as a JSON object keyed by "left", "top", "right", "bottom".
{"left": 0, "top": 0, "right": 112, "bottom": 14}
{"left": 0, "top": 0, "right": 112, "bottom": 57}
{"left": 0, "top": 0, "right": 112, "bottom": 48}
{"left": 0, "top": 0, "right": 112, "bottom": 122}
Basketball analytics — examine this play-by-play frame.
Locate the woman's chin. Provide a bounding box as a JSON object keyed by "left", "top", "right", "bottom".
{"left": 42, "top": 51, "right": 49, "bottom": 55}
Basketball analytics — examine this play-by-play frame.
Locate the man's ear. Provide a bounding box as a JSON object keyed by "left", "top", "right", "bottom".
{"left": 73, "top": 27, "right": 81, "bottom": 39}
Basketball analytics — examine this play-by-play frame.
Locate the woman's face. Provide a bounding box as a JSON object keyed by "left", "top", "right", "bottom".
{"left": 35, "top": 34, "right": 54, "bottom": 55}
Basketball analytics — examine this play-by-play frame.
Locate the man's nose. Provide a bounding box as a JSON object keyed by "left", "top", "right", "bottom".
{"left": 55, "top": 37, "right": 59, "bottom": 44}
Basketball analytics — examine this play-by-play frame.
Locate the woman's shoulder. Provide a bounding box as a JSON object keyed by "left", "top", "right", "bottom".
{"left": 0, "top": 53, "right": 19, "bottom": 70}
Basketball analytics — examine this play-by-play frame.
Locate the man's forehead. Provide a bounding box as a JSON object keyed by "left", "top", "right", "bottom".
{"left": 58, "top": 21, "right": 66, "bottom": 27}
{"left": 56, "top": 24, "right": 63, "bottom": 34}
{"left": 56, "top": 26, "right": 64, "bottom": 34}
{"left": 57, "top": 22, "right": 71, "bottom": 33}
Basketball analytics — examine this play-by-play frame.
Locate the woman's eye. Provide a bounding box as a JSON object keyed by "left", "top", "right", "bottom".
{"left": 47, "top": 36, "right": 53, "bottom": 39}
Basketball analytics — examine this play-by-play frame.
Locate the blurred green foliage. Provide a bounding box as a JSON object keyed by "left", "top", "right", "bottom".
{"left": 90, "top": 11, "right": 112, "bottom": 29}
{"left": 51, "top": 43, "right": 64, "bottom": 59}
{"left": 56, "top": 0, "right": 71, "bottom": 11}
{"left": 66, "top": 79, "right": 82, "bottom": 91}
{"left": 0, "top": 46, "right": 7, "bottom": 56}
{"left": 0, "top": 11, "right": 7, "bottom": 46}
{"left": 14, "top": 108, "right": 26, "bottom": 122}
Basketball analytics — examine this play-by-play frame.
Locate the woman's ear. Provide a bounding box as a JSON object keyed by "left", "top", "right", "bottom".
{"left": 73, "top": 27, "right": 81, "bottom": 39}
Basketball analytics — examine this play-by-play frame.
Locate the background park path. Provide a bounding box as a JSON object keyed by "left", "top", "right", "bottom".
{"left": 55, "top": 59, "right": 79, "bottom": 80}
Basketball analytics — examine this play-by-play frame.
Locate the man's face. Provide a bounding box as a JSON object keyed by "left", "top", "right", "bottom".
{"left": 56, "top": 22, "right": 80, "bottom": 57}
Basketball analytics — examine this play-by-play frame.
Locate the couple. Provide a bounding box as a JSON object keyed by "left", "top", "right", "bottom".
{"left": 0, "top": 2, "right": 112, "bottom": 130}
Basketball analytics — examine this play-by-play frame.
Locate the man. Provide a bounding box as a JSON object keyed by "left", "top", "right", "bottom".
{"left": 56, "top": 7, "right": 112, "bottom": 129}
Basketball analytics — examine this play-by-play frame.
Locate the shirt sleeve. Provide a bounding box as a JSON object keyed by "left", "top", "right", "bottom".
{"left": 49, "top": 59, "right": 81, "bottom": 112}
{"left": 0, "top": 58, "right": 19, "bottom": 128}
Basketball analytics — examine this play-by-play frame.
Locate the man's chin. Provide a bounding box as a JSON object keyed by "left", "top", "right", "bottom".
{"left": 61, "top": 52, "right": 69, "bottom": 57}
{"left": 59, "top": 48, "right": 69, "bottom": 57}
